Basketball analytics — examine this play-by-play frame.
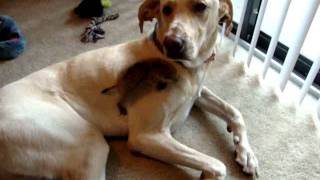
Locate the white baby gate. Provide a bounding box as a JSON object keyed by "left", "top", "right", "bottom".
{"left": 223, "top": 0, "right": 320, "bottom": 118}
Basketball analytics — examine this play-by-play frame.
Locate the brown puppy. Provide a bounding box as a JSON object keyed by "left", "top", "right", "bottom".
{"left": 102, "top": 59, "right": 179, "bottom": 115}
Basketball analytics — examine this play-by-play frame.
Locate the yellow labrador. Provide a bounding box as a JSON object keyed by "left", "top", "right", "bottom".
{"left": 0, "top": 0, "right": 258, "bottom": 179}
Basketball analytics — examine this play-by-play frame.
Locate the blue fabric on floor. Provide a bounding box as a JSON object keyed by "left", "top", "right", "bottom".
{"left": 0, "top": 15, "right": 26, "bottom": 60}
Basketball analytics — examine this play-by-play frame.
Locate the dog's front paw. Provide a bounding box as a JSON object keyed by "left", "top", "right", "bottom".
{"left": 234, "top": 139, "right": 259, "bottom": 177}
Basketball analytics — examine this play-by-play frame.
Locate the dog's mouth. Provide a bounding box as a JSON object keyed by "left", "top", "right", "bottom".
{"left": 163, "top": 38, "right": 188, "bottom": 60}
{"left": 150, "top": 30, "right": 215, "bottom": 69}
{"left": 164, "top": 48, "right": 188, "bottom": 60}
{"left": 151, "top": 29, "right": 192, "bottom": 64}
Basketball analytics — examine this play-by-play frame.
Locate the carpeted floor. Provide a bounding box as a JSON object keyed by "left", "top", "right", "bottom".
{"left": 1, "top": 0, "right": 320, "bottom": 180}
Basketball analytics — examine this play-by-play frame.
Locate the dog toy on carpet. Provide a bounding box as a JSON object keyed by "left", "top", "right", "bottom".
{"left": 74, "top": 0, "right": 104, "bottom": 18}
{"left": 75, "top": 0, "right": 119, "bottom": 43}
{"left": 80, "top": 9, "right": 119, "bottom": 43}
{"left": 74, "top": 0, "right": 113, "bottom": 18}
{"left": 0, "top": 15, "right": 26, "bottom": 60}
{"left": 101, "top": 0, "right": 112, "bottom": 8}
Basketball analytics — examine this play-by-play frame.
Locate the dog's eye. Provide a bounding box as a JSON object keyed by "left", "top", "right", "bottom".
{"left": 163, "top": 5, "right": 173, "bottom": 16}
{"left": 192, "top": 2, "right": 207, "bottom": 13}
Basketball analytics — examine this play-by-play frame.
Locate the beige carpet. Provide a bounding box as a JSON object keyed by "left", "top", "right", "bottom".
{"left": 1, "top": 0, "right": 320, "bottom": 180}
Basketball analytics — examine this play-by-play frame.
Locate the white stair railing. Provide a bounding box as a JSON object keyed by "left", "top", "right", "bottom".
{"left": 278, "top": 0, "right": 320, "bottom": 92}
{"left": 232, "top": 0, "right": 248, "bottom": 56}
{"left": 261, "top": 0, "right": 292, "bottom": 79}
{"left": 246, "top": 0, "right": 269, "bottom": 67}
{"left": 230, "top": 0, "right": 320, "bottom": 116}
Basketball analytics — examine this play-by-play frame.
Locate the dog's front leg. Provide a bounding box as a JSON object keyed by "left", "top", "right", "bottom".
{"left": 195, "top": 86, "right": 259, "bottom": 176}
{"left": 129, "top": 131, "right": 226, "bottom": 179}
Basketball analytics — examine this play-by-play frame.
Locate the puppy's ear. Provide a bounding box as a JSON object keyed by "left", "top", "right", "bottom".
{"left": 138, "top": 0, "right": 160, "bottom": 33}
{"left": 219, "top": 0, "right": 233, "bottom": 35}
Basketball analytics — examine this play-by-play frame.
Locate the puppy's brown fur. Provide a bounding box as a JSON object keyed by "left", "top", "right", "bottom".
{"left": 102, "top": 59, "right": 179, "bottom": 115}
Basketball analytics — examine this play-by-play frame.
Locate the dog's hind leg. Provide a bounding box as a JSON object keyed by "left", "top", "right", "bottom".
{"left": 62, "top": 133, "right": 109, "bottom": 180}
{"left": 195, "top": 86, "right": 259, "bottom": 177}
{"left": 0, "top": 118, "right": 109, "bottom": 180}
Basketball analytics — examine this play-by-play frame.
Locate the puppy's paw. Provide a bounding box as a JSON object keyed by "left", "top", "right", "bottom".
{"left": 234, "top": 141, "right": 259, "bottom": 177}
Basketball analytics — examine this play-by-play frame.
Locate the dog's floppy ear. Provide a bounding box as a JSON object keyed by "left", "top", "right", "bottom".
{"left": 219, "top": 0, "right": 233, "bottom": 35}
{"left": 138, "top": 0, "right": 160, "bottom": 33}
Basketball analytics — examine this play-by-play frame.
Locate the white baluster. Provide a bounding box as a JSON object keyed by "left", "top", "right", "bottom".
{"left": 261, "top": 0, "right": 291, "bottom": 79}
{"left": 232, "top": 0, "right": 248, "bottom": 57}
{"left": 279, "top": 0, "right": 320, "bottom": 91}
{"left": 247, "top": 0, "right": 269, "bottom": 66}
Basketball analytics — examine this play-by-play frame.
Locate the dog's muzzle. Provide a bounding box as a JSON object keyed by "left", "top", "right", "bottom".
{"left": 163, "top": 35, "right": 186, "bottom": 59}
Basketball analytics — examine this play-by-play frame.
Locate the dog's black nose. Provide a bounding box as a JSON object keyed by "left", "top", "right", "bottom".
{"left": 163, "top": 36, "right": 185, "bottom": 59}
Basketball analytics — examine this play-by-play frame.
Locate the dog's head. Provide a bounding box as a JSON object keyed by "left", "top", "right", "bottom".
{"left": 139, "top": 0, "right": 233, "bottom": 68}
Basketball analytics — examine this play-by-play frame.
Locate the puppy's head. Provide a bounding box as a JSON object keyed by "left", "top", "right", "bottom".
{"left": 139, "top": 0, "right": 233, "bottom": 68}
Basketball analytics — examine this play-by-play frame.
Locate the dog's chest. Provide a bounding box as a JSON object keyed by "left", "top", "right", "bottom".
{"left": 168, "top": 67, "right": 207, "bottom": 127}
